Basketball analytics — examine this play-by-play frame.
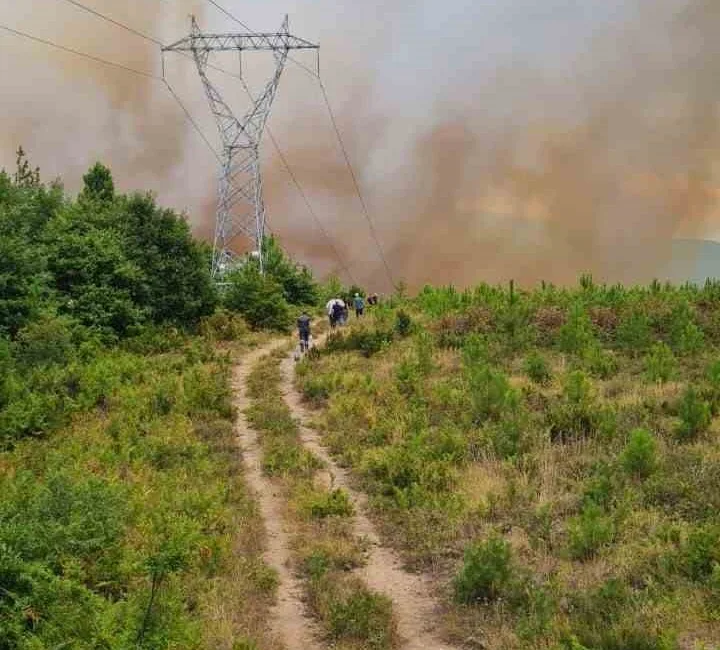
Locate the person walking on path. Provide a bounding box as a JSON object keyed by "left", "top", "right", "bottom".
{"left": 297, "top": 311, "right": 312, "bottom": 353}
{"left": 354, "top": 293, "right": 365, "bottom": 318}
{"left": 332, "top": 300, "right": 345, "bottom": 328}
{"left": 326, "top": 298, "right": 343, "bottom": 328}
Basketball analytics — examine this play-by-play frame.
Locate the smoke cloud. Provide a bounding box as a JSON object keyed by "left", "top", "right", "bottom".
{"left": 1, "top": 0, "right": 719, "bottom": 291}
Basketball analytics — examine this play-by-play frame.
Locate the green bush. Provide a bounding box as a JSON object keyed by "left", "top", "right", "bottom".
{"left": 559, "top": 304, "right": 595, "bottom": 355}
{"left": 454, "top": 536, "right": 514, "bottom": 603}
{"left": 524, "top": 351, "right": 552, "bottom": 385}
{"left": 582, "top": 345, "right": 618, "bottom": 380}
{"left": 676, "top": 386, "right": 711, "bottom": 442}
{"left": 313, "top": 575, "right": 395, "bottom": 650}
{"left": 620, "top": 428, "right": 658, "bottom": 479}
{"left": 567, "top": 502, "right": 615, "bottom": 560}
{"left": 324, "top": 328, "right": 394, "bottom": 358}
{"left": 303, "top": 488, "right": 354, "bottom": 519}
{"left": 199, "top": 310, "right": 249, "bottom": 341}
{"left": 394, "top": 310, "right": 413, "bottom": 337}
{"left": 262, "top": 236, "right": 319, "bottom": 306}
{"left": 224, "top": 265, "right": 292, "bottom": 332}
{"left": 674, "top": 322, "right": 704, "bottom": 356}
{"left": 466, "top": 364, "right": 517, "bottom": 424}
{"left": 616, "top": 311, "right": 652, "bottom": 353}
{"left": 645, "top": 342, "right": 678, "bottom": 384}
{"left": 681, "top": 525, "right": 720, "bottom": 582}
{"left": 548, "top": 371, "right": 600, "bottom": 441}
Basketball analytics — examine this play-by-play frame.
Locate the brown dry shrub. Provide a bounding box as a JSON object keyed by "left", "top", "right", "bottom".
{"left": 588, "top": 306, "right": 619, "bottom": 336}
{"left": 433, "top": 306, "right": 495, "bottom": 337}
{"left": 533, "top": 307, "right": 566, "bottom": 344}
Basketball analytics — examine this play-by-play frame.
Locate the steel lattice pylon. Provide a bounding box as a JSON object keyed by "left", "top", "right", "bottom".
{"left": 163, "top": 16, "right": 318, "bottom": 277}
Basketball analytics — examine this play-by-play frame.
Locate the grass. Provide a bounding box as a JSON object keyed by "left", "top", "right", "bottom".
{"left": 0, "top": 327, "right": 280, "bottom": 650}
{"left": 296, "top": 281, "right": 720, "bottom": 649}
{"left": 245, "top": 352, "right": 397, "bottom": 649}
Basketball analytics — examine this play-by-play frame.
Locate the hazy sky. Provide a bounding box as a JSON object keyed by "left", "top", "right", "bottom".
{"left": 1, "top": 0, "right": 718, "bottom": 287}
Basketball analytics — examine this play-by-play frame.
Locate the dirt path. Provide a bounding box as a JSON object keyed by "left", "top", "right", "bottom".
{"left": 232, "top": 342, "right": 324, "bottom": 650}
{"left": 279, "top": 353, "right": 460, "bottom": 650}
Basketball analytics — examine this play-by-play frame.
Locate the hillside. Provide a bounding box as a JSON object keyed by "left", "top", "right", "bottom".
{"left": 0, "top": 154, "right": 317, "bottom": 649}
{"left": 296, "top": 281, "right": 720, "bottom": 649}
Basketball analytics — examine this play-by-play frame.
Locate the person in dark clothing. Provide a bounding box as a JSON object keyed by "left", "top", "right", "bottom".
{"left": 354, "top": 293, "right": 365, "bottom": 318}
{"left": 297, "top": 311, "right": 312, "bottom": 352}
{"left": 331, "top": 301, "right": 345, "bottom": 328}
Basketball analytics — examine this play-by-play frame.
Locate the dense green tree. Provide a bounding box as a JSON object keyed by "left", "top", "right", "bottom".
{"left": 119, "top": 193, "right": 217, "bottom": 326}
{"left": 80, "top": 161, "right": 114, "bottom": 203}
{"left": 224, "top": 263, "right": 292, "bottom": 331}
{"left": 262, "top": 235, "right": 319, "bottom": 306}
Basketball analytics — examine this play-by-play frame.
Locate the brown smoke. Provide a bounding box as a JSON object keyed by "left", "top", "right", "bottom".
{"left": 0, "top": 0, "right": 207, "bottom": 200}
{"left": 265, "top": 0, "right": 720, "bottom": 291}
{"left": 2, "top": 0, "right": 720, "bottom": 292}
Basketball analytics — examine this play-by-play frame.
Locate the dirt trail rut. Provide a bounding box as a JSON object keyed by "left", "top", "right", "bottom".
{"left": 280, "top": 354, "right": 459, "bottom": 650}
{"left": 233, "top": 343, "right": 323, "bottom": 650}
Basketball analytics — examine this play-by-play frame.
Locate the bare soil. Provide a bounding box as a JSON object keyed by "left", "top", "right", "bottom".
{"left": 232, "top": 342, "right": 324, "bottom": 650}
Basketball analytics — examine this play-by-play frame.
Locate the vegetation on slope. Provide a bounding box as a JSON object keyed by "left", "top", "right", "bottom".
{"left": 297, "top": 278, "right": 720, "bottom": 649}
{"left": 246, "top": 353, "right": 396, "bottom": 649}
{"left": 0, "top": 151, "right": 304, "bottom": 649}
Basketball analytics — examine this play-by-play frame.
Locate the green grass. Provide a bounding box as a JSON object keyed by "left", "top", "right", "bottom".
{"left": 297, "top": 280, "right": 720, "bottom": 649}
{"left": 0, "top": 331, "right": 279, "bottom": 650}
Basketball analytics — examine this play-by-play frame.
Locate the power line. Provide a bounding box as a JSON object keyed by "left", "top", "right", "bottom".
{"left": 199, "top": 0, "right": 394, "bottom": 288}
{"left": 52, "top": 0, "right": 251, "bottom": 85}
{"left": 202, "top": 0, "right": 320, "bottom": 80}
{"left": 0, "top": 22, "right": 160, "bottom": 79}
{"left": 266, "top": 130, "right": 357, "bottom": 285}
{"left": 318, "top": 81, "right": 395, "bottom": 289}
{"left": 57, "top": 0, "right": 163, "bottom": 46}
{"left": 200, "top": 2, "right": 391, "bottom": 287}
{"left": 4, "top": 5, "right": 366, "bottom": 284}
{"left": 0, "top": 18, "right": 222, "bottom": 166}
{"left": 162, "top": 79, "right": 221, "bottom": 163}
{"left": 234, "top": 76, "right": 355, "bottom": 284}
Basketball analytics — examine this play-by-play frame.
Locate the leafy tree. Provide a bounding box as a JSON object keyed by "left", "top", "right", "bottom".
{"left": 80, "top": 161, "right": 114, "bottom": 203}
{"left": 13, "top": 146, "right": 40, "bottom": 188}
{"left": 224, "top": 264, "right": 292, "bottom": 331}
{"left": 262, "top": 236, "right": 318, "bottom": 305}
{"left": 118, "top": 193, "right": 217, "bottom": 326}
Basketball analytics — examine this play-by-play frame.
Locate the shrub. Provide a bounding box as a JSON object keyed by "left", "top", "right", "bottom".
{"left": 582, "top": 461, "right": 617, "bottom": 509}
{"left": 224, "top": 265, "right": 292, "bottom": 332}
{"left": 616, "top": 311, "right": 652, "bottom": 353}
{"left": 674, "top": 322, "right": 704, "bottom": 356}
{"left": 302, "top": 488, "right": 354, "bottom": 519}
{"left": 681, "top": 525, "right": 720, "bottom": 582}
{"left": 645, "top": 342, "right": 677, "bottom": 384}
{"left": 394, "top": 310, "right": 413, "bottom": 337}
{"left": 454, "top": 536, "right": 514, "bottom": 603}
{"left": 548, "top": 371, "right": 600, "bottom": 441}
{"left": 559, "top": 304, "right": 595, "bottom": 354}
{"left": 582, "top": 345, "right": 618, "bottom": 380}
{"left": 676, "top": 386, "right": 711, "bottom": 442}
{"left": 324, "top": 328, "right": 394, "bottom": 358}
{"left": 310, "top": 572, "right": 395, "bottom": 650}
{"left": 567, "top": 502, "right": 615, "bottom": 560}
{"left": 14, "top": 313, "right": 77, "bottom": 368}
{"left": 524, "top": 351, "right": 552, "bottom": 385}
{"left": 199, "top": 310, "right": 249, "bottom": 341}
{"left": 466, "top": 364, "right": 517, "bottom": 424}
{"left": 620, "top": 428, "right": 658, "bottom": 479}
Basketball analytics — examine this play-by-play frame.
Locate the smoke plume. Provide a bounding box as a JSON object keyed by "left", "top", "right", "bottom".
{"left": 2, "top": 0, "right": 719, "bottom": 291}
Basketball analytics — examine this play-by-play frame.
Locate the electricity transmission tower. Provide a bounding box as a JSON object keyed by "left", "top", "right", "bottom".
{"left": 163, "top": 16, "right": 318, "bottom": 277}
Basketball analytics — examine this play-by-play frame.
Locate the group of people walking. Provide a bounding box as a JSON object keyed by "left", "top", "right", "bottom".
{"left": 295, "top": 292, "right": 380, "bottom": 359}
{"left": 326, "top": 292, "right": 378, "bottom": 328}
